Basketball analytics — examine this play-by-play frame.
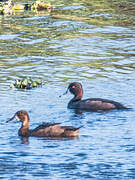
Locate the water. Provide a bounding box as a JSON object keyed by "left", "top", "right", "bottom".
{"left": 0, "top": 0, "right": 135, "bottom": 179}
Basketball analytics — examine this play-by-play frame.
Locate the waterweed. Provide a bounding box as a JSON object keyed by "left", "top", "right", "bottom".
{"left": 10, "top": 77, "right": 42, "bottom": 90}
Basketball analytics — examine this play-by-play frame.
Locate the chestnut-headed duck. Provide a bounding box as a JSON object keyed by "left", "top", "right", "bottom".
{"left": 7, "top": 110, "right": 81, "bottom": 137}
{"left": 61, "top": 82, "right": 128, "bottom": 111}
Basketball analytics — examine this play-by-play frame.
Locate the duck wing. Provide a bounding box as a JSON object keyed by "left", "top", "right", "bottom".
{"left": 71, "top": 98, "right": 127, "bottom": 111}
{"left": 30, "top": 123, "right": 63, "bottom": 137}
{"left": 33, "top": 123, "right": 61, "bottom": 131}
{"left": 87, "top": 98, "right": 127, "bottom": 110}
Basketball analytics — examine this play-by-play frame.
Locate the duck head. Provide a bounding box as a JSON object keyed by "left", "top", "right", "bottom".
{"left": 61, "top": 82, "right": 83, "bottom": 100}
{"left": 6, "top": 110, "right": 30, "bottom": 127}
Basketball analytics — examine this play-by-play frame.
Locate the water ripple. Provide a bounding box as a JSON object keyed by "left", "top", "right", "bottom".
{"left": 0, "top": 0, "right": 135, "bottom": 179}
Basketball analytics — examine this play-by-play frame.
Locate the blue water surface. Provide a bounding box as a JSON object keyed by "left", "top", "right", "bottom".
{"left": 0, "top": 0, "right": 135, "bottom": 179}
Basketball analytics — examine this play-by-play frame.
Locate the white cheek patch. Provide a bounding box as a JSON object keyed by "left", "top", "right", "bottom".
{"left": 15, "top": 115, "right": 21, "bottom": 121}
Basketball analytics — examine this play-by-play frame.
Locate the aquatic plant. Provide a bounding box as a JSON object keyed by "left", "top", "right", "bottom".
{"left": 10, "top": 77, "right": 42, "bottom": 90}
{"left": 31, "top": 0, "right": 53, "bottom": 11}
{"left": 0, "top": 0, "right": 54, "bottom": 15}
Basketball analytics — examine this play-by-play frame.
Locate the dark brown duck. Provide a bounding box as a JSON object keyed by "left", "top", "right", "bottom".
{"left": 62, "top": 82, "right": 128, "bottom": 111}
{"left": 6, "top": 110, "right": 81, "bottom": 137}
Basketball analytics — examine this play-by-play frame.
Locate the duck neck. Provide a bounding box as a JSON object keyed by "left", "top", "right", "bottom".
{"left": 73, "top": 92, "right": 83, "bottom": 101}
{"left": 19, "top": 117, "right": 30, "bottom": 136}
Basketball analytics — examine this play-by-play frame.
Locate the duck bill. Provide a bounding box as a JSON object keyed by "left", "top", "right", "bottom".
{"left": 59, "top": 88, "right": 68, "bottom": 97}
{"left": 6, "top": 114, "right": 20, "bottom": 123}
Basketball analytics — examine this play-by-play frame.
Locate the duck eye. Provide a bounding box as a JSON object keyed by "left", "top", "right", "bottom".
{"left": 71, "top": 86, "right": 75, "bottom": 89}
{"left": 18, "top": 111, "right": 22, "bottom": 115}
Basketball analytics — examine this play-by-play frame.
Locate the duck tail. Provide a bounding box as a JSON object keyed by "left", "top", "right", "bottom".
{"left": 69, "top": 126, "right": 83, "bottom": 137}
{"left": 117, "top": 104, "right": 131, "bottom": 110}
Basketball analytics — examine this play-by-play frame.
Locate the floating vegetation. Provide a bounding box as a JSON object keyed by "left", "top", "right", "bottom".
{"left": 31, "top": 0, "right": 53, "bottom": 11}
{"left": 10, "top": 77, "right": 42, "bottom": 90}
{"left": 0, "top": 0, "right": 54, "bottom": 15}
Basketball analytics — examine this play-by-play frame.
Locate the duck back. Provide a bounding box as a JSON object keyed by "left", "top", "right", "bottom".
{"left": 68, "top": 98, "right": 127, "bottom": 111}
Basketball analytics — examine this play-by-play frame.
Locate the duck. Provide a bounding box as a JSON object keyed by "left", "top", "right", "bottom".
{"left": 6, "top": 110, "right": 81, "bottom": 137}
{"left": 61, "top": 82, "right": 128, "bottom": 111}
